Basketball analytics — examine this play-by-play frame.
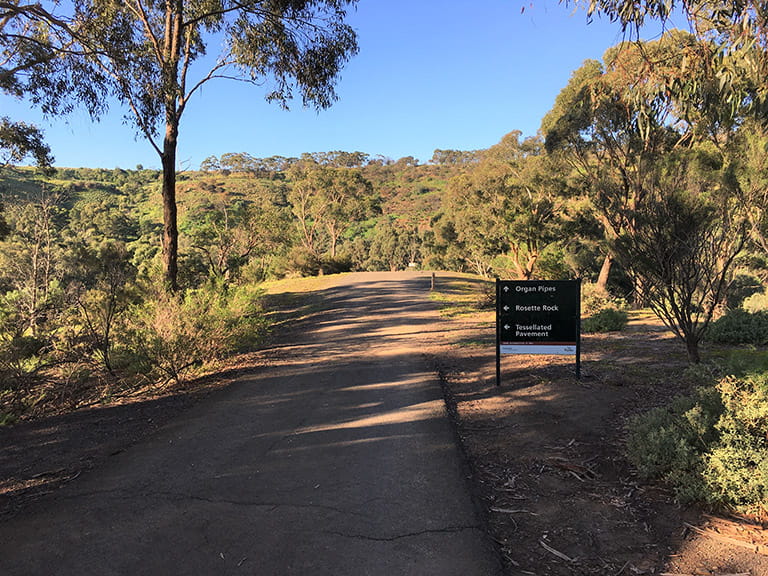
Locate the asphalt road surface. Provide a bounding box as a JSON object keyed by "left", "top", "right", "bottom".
{"left": 0, "top": 272, "right": 503, "bottom": 575}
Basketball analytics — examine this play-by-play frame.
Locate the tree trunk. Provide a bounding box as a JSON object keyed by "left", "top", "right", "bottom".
{"left": 329, "top": 227, "right": 338, "bottom": 258}
{"left": 596, "top": 253, "right": 613, "bottom": 294}
{"left": 525, "top": 253, "right": 538, "bottom": 280}
{"left": 685, "top": 336, "right": 701, "bottom": 364}
{"left": 161, "top": 126, "right": 179, "bottom": 292}
{"left": 158, "top": 0, "right": 183, "bottom": 292}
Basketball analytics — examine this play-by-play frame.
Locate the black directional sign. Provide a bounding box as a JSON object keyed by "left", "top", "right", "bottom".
{"left": 495, "top": 279, "right": 581, "bottom": 384}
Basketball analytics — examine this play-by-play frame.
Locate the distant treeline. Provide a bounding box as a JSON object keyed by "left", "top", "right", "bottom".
{"left": 198, "top": 149, "right": 484, "bottom": 177}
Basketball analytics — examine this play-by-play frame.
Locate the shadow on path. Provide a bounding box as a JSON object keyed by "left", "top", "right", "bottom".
{"left": 0, "top": 271, "right": 503, "bottom": 576}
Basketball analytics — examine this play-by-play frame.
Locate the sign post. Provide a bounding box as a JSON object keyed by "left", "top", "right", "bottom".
{"left": 496, "top": 279, "right": 581, "bottom": 385}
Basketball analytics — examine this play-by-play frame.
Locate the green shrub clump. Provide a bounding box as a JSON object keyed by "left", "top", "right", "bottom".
{"left": 706, "top": 308, "right": 768, "bottom": 345}
{"left": 744, "top": 291, "right": 768, "bottom": 313}
{"left": 122, "top": 283, "right": 267, "bottom": 384}
{"left": 580, "top": 282, "right": 628, "bottom": 333}
{"left": 626, "top": 374, "right": 768, "bottom": 517}
{"left": 581, "top": 282, "right": 623, "bottom": 316}
{"left": 582, "top": 307, "right": 628, "bottom": 333}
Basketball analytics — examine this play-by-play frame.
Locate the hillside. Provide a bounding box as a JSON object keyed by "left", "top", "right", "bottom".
{"left": 0, "top": 157, "right": 473, "bottom": 282}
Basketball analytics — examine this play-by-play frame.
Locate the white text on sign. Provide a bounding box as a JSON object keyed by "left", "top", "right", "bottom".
{"left": 516, "top": 285, "right": 557, "bottom": 294}
{"left": 515, "top": 305, "right": 559, "bottom": 312}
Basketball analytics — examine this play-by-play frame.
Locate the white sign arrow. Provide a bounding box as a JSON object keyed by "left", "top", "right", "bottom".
{"left": 504, "top": 324, "right": 511, "bottom": 330}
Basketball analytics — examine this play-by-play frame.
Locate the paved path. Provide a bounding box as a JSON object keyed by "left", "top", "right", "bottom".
{"left": 0, "top": 272, "right": 503, "bottom": 575}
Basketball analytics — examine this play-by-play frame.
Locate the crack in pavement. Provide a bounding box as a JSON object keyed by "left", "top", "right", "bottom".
{"left": 321, "top": 524, "right": 484, "bottom": 542}
{"left": 62, "top": 488, "right": 370, "bottom": 518}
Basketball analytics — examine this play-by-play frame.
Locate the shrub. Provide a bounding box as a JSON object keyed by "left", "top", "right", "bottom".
{"left": 535, "top": 245, "right": 572, "bottom": 280}
{"left": 224, "top": 283, "right": 269, "bottom": 351}
{"left": 716, "top": 349, "right": 768, "bottom": 378}
{"left": 582, "top": 307, "right": 628, "bottom": 333}
{"left": 581, "top": 282, "right": 626, "bottom": 316}
{"left": 705, "top": 375, "right": 768, "bottom": 516}
{"left": 320, "top": 255, "right": 353, "bottom": 275}
{"left": 706, "top": 308, "right": 768, "bottom": 345}
{"left": 122, "top": 283, "right": 267, "bottom": 384}
{"left": 744, "top": 291, "right": 768, "bottom": 313}
{"left": 282, "top": 247, "right": 323, "bottom": 277}
{"left": 727, "top": 274, "right": 764, "bottom": 309}
{"left": 0, "top": 335, "right": 50, "bottom": 411}
{"left": 627, "top": 387, "right": 723, "bottom": 504}
{"left": 627, "top": 375, "right": 768, "bottom": 516}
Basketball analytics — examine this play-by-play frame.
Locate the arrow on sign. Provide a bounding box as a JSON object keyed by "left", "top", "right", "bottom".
{"left": 504, "top": 324, "right": 511, "bottom": 330}
{"left": 503, "top": 305, "right": 510, "bottom": 311}
{"left": 503, "top": 286, "right": 510, "bottom": 292}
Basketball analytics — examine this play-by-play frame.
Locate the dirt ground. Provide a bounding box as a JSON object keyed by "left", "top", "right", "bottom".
{"left": 428, "top": 279, "right": 768, "bottom": 576}
{"left": 1, "top": 272, "right": 768, "bottom": 575}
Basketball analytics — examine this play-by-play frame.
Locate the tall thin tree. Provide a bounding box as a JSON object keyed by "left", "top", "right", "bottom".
{"left": 2, "top": 0, "right": 359, "bottom": 290}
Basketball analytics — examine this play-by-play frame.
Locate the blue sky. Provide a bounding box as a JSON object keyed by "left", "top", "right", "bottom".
{"left": 0, "top": 1, "right": 675, "bottom": 169}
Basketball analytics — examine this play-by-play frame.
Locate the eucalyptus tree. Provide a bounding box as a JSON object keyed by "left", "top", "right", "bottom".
{"left": 0, "top": 190, "right": 66, "bottom": 338}
{"left": 183, "top": 188, "right": 292, "bottom": 283}
{"left": 3, "top": 0, "right": 359, "bottom": 290}
{"left": 541, "top": 32, "right": 714, "bottom": 291}
{"left": 730, "top": 120, "right": 768, "bottom": 256}
{"left": 619, "top": 145, "right": 746, "bottom": 363}
{"left": 441, "top": 172, "right": 502, "bottom": 276}
{"left": 0, "top": 117, "right": 53, "bottom": 169}
{"left": 486, "top": 132, "right": 568, "bottom": 280}
{"left": 444, "top": 131, "right": 567, "bottom": 279}
{"left": 572, "top": 0, "right": 768, "bottom": 121}
{"left": 543, "top": 34, "right": 748, "bottom": 362}
{"left": 365, "top": 217, "right": 419, "bottom": 272}
{"left": 288, "top": 162, "right": 374, "bottom": 260}
{"left": 1, "top": 0, "right": 107, "bottom": 169}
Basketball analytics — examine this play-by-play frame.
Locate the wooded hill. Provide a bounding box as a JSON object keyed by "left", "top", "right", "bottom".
{"left": 1, "top": 145, "right": 599, "bottom": 289}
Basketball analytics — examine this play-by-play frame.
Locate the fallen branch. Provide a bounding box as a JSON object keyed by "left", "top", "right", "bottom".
{"left": 539, "top": 540, "right": 574, "bottom": 562}
{"left": 29, "top": 468, "right": 65, "bottom": 479}
{"left": 490, "top": 507, "right": 539, "bottom": 515}
{"left": 545, "top": 457, "right": 598, "bottom": 481}
{"left": 684, "top": 521, "right": 768, "bottom": 556}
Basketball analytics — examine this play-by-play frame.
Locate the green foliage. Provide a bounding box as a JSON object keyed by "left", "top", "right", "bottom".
{"left": 0, "top": 334, "right": 50, "bottom": 413}
{"left": 744, "top": 291, "right": 768, "bottom": 313}
{"left": 534, "top": 245, "right": 573, "bottom": 280}
{"left": 0, "top": 118, "right": 54, "bottom": 169}
{"left": 0, "top": 159, "right": 486, "bottom": 419}
{"left": 441, "top": 131, "right": 570, "bottom": 279}
{"left": 364, "top": 217, "right": 419, "bottom": 271}
{"left": 580, "top": 282, "right": 626, "bottom": 316}
{"left": 0, "top": 412, "right": 17, "bottom": 426}
{"left": 726, "top": 273, "right": 764, "bottom": 309}
{"left": 616, "top": 165, "right": 744, "bottom": 363}
{"left": 288, "top": 163, "right": 377, "bottom": 260}
{"left": 6, "top": 0, "right": 361, "bottom": 289}
{"left": 123, "top": 283, "right": 266, "bottom": 384}
{"left": 627, "top": 387, "right": 724, "bottom": 504}
{"left": 705, "top": 376, "right": 768, "bottom": 514}
{"left": 280, "top": 246, "right": 324, "bottom": 277}
{"left": 717, "top": 349, "right": 768, "bottom": 378}
{"left": 573, "top": 0, "right": 768, "bottom": 131}
{"left": 582, "top": 307, "right": 628, "bottom": 333}
{"left": 543, "top": 36, "right": 748, "bottom": 364}
{"left": 706, "top": 309, "right": 768, "bottom": 345}
{"left": 627, "top": 375, "right": 768, "bottom": 516}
